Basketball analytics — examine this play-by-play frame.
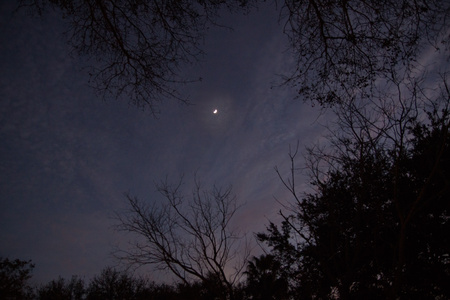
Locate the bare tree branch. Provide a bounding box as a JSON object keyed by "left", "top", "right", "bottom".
{"left": 18, "top": 0, "right": 257, "bottom": 115}
{"left": 114, "top": 175, "right": 250, "bottom": 299}
{"left": 279, "top": 0, "right": 449, "bottom": 106}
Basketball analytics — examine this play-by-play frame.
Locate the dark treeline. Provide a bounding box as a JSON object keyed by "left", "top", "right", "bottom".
{"left": 1, "top": 259, "right": 243, "bottom": 300}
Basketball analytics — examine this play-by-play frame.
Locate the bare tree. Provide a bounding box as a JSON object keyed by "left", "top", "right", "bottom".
{"left": 115, "top": 176, "right": 250, "bottom": 300}
{"left": 19, "top": 0, "right": 255, "bottom": 115}
{"left": 279, "top": 0, "right": 450, "bottom": 106}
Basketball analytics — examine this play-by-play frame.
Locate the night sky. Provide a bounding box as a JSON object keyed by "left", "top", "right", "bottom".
{"left": 1, "top": 1, "right": 331, "bottom": 284}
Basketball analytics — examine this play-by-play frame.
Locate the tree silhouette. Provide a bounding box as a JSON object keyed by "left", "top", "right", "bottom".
{"left": 115, "top": 176, "right": 250, "bottom": 300}
{"left": 245, "top": 254, "right": 289, "bottom": 300}
{"left": 258, "top": 77, "right": 450, "bottom": 298}
{"left": 37, "top": 276, "right": 85, "bottom": 300}
{"left": 19, "top": 0, "right": 255, "bottom": 115}
{"left": 86, "top": 267, "right": 148, "bottom": 300}
{"left": 280, "top": 0, "right": 450, "bottom": 106}
{"left": 19, "top": 1, "right": 449, "bottom": 113}
{"left": 0, "top": 257, "right": 35, "bottom": 299}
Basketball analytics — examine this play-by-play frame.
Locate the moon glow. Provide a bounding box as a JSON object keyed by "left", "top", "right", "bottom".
{"left": 213, "top": 109, "right": 218, "bottom": 114}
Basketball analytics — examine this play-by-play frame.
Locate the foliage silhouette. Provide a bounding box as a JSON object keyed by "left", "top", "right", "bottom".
{"left": 37, "top": 276, "right": 85, "bottom": 300}
{"left": 258, "top": 83, "right": 450, "bottom": 298}
{"left": 244, "top": 254, "right": 289, "bottom": 300}
{"left": 0, "top": 257, "right": 35, "bottom": 299}
{"left": 25, "top": 265, "right": 251, "bottom": 299}
{"left": 86, "top": 267, "right": 148, "bottom": 300}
